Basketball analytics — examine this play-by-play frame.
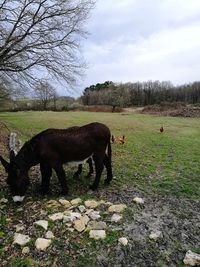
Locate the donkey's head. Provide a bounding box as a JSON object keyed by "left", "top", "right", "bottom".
{"left": 0, "top": 151, "right": 30, "bottom": 202}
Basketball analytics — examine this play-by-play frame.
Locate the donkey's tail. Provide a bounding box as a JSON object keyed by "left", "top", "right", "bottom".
{"left": 107, "top": 138, "right": 112, "bottom": 162}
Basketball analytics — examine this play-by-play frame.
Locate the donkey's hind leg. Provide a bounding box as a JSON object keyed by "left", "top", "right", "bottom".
{"left": 103, "top": 154, "right": 113, "bottom": 185}
{"left": 89, "top": 155, "right": 104, "bottom": 191}
{"left": 54, "top": 164, "right": 68, "bottom": 195}
{"left": 40, "top": 163, "right": 52, "bottom": 195}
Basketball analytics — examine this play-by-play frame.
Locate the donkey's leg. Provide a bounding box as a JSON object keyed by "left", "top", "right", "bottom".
{"left": 86, "top": 158, "right": 94, "bottom": 178}
{"left": 54, "top": 164, "right": 68, "bottom": 195}
{"left": 73, "top": 164, "right": 83, "bottom": 178}
{"left": 103, "top": 154, "right": 113, "bottom": 184}
{"left": 89, "top": 155, "right": 104, "bottom": 190}
{"left": 40, "top": 163, "right": 52, "bottom": 195}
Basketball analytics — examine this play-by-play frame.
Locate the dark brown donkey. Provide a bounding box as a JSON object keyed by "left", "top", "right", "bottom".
{"left": 0, "top": 122, "right": 113, "bottom": 202}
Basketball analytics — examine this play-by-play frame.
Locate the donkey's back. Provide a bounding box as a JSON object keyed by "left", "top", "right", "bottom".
{"left": 35, "top": 122, "right": 111, "bottom": 165}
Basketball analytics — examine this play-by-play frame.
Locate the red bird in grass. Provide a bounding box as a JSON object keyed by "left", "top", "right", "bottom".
{"left": 111, "top": 134, "right": 116, "bottom": 143}
{"left": 160, "top": 126, "right": 164, "bottom": 133}
{"left": 119, "top": 135, "right": 125, "bottom": 145}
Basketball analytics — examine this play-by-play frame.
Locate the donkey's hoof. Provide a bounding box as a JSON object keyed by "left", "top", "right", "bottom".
{"left": 104, "top": 179, "right": 111, "bottom": 185}
{"left": 89, "top": 184, "right": 98, "bottom": 191}
{"left": 61, "top": 189, "right": 68, "bottom": 195}
{"left": 40, "top": 189, "right": 49, "bottom": 195}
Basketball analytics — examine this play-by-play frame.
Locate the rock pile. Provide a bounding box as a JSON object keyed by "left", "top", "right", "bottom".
{"left": 8, "top": 197, "right": 130, "bottom": 251}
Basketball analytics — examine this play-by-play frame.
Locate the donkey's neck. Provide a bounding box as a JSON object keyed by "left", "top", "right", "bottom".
{"left": 15, "top": 140, "right": 39, "bottom": 170}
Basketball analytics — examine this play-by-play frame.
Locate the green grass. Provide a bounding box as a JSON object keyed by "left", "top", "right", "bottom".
{"left": 8, "top": 257, "right": 37, "bottom": 267}
{"left": 0, "top": 111, "right": 200, "bottom": 199}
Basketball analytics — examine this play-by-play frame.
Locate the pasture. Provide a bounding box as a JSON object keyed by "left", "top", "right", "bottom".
{"left": 0, "top": 111, "right": 200, "bottom": 266}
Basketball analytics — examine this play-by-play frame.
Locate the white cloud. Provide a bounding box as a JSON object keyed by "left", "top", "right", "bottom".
{"left": 76, "top": 0, "right": 200, "bottom": 94}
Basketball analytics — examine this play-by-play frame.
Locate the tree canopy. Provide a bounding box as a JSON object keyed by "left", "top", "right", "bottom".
{"left": 0, "top": 0, "right": 95, "bottom": 88}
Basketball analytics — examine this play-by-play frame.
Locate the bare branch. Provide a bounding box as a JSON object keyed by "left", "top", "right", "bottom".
{"left": 0, "top": 0, "right": 95, "bottom": 90}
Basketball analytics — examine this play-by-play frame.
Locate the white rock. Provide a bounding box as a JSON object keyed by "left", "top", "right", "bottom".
{"left": 89, "top": 230, "right": 106, "bottom": 240}
{"left": 45, "top": 231, "right": 55, "bottom": 239}
{"left": 111, "top": 214, "right": 123, "bottom": 222}
{"left": 183, "top": 250, "right": 200, "bottom": 266}
{"left": 48, "top": 212, "right": 64, "bottom": 221}
{"left": 46, "top": 200, "right": 60, "bottom": 208}
{"left": 59, "top": 199, "right": 71, "bottom": 207}
{"left": 0, "top": 198, "right": 8, "bottom": 204}
{"left": 15, "top": 224, "right": 25, "bottom": 232}
{"left": 73, "top": 219, "right": 86, "bottom": 232}
{"left": 86, "top": 221, "right": 107, "bottom": 231}
{"left": 22, "top": 246, "right": 30, "bottom": 254}
{"left": 63, "top": 212, "right": 81, "bottom": 222}
{"left": 133, "top": 197, "right": 144, "bottom": 204}
{"left": 84, "top": 200, "right": 99, "bottom": 209}
{"left": 108, "top": 204, "right": 127, "bottom": 213}
{"left": 87, "top": 210, "right": 101, "bottom": 220}
{"left": 40, "top": 210, "right": 48, "bottom": 216}
{"left": 34, "top": 220, "right": 48, "bottom": 230}
{"left": 13, "top": 233, "right": 30, "bottom": 246}
{"left": 149, "top": 230, "right": 162, "bottom": 240}
{"left": 71, "top": 198, "right": 82, "bottom": 206}
{"left": 81, "top": 215, "right": 90, "bottom": 225}
{"left": 67, "top": 228, "right": 74, "bottom": 232}
{"left": 118, "top": 237, "right": 128, "bottom": 246}
{"left": 35, "top": 238, "right": 51, "bottom": 251}
{"left": 78, "top": 205, "right": 86, "bottom": 213}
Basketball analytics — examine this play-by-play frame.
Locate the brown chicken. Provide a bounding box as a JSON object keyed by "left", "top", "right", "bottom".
{"left": 111, "top": 134, "right": 116, "bottom": 143}
{"left": 119, "top": 135, "right": 125, "bottom": 145}
{"left": 160, "top": 126, "right": 164, "bottom": 133}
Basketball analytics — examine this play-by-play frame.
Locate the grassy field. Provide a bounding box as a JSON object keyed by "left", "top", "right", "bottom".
{"left": 0, "top": 110, "right": 200, "bottom": 199}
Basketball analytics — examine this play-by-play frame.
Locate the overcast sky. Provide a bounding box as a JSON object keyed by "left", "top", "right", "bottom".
{"left": 72, "top": 0, "right": 200, "bottom": 96}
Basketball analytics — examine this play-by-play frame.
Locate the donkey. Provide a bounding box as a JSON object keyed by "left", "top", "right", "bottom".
{"left": 0, "top": 122, "right": 112, "bottom": 202}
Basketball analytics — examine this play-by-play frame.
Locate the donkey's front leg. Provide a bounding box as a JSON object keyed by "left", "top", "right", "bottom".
{"left": 86, "top": 158, "right": 94, "bottom": 178}
{"left": 40, "top": 163, "right": 52, "bottom": 195}
{"left": 54, "top": 164, "right": 68, "bottom": 195}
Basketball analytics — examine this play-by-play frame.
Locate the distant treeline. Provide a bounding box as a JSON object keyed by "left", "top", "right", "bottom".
{"left": 81, "top": 81, "right": 200, "bottom": 108}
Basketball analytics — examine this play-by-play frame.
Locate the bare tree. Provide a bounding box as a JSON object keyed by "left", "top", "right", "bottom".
{"left": 0, "top": 0, "right": 95, "bottom": 88}
{"left": 34, "top": 80, "right": 56, "bottom": 110}
{"left": 0, "top": 75, "right": 22, "bottom": 100}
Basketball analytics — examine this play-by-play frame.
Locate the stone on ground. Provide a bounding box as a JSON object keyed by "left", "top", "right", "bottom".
{"left": 46, "top": 200, "right": 60, "bottom": 208}
{"left": 183, "top": 250, "right": 200, "bottom": 266}
{"left": 149, "top": 230, "right": 162, "bottom": 240}
{"left": 89, "top": 230, "right": 106, "bottom": 240}
{"left": 87, "top": 210, "right": 101, "bottom": 220}
{"left": 78, "top": 205, "right": 86, "bottom": 213}
{"left": 111, "top": 214, "right": 123, "bottom": 222}
{"left": 86, "top": 221, "right": 107, "bottom": 231}
{"left": 108, "top": 204, "right": 127, "bottom": 213}
{"left": 45, "top": 231, "right": 55, "bottom": 239}
{"left": 48, "top": 212, "right": 64, "bottom": 221}
{"left": 84, "top": 199, "right": 99, "bottom": 209}
{"left": 71, "top": 198, "right": 82, "bottom": 206}
{"left": 34, "top": 220, "right": 48, "bottom": 230}
{"left": 118, "top": 237, "right": 128, "bottom": 246}
{"left": 22, "top": 246, "right": 30, "bottom": 254}
{"left": 59, "top": 199, "right": 71, "bottom": 207}
{"left": 73, "top": 218, "right": 86, "bottom": 232}
{"left": 133, "top": 197, "right": 145, "bottom": 204}
{"left": 13, "top": 233, "right": 30, "bottom": 246}
{"left": 35, "top": 238, "right": 52, "bottom": 251}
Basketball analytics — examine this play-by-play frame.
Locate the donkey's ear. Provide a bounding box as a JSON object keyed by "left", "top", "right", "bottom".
{"left": 0, "top": 156, "right": 10, "bottom": 173}
{"left": 9, "top": 150, "right": 15, "bottom": 162}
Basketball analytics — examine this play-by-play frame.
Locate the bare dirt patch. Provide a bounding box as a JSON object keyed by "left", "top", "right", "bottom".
{"left": 141, "top": 103, "right": 200, "bottom": 117}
